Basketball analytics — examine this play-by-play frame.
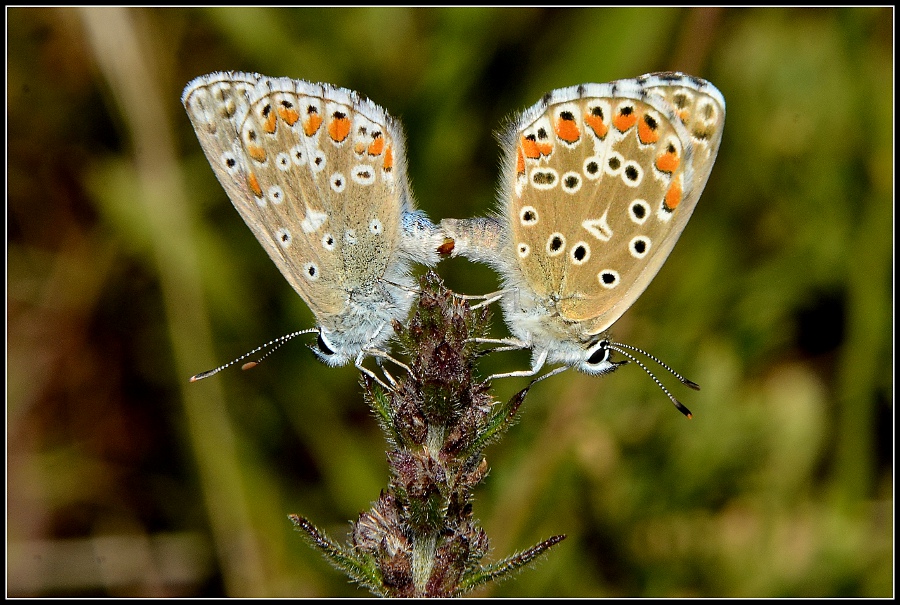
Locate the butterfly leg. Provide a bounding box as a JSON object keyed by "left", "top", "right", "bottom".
{"left": 364, "top": 348, "right": 413, "bottom": 377}
{"left": 355, "top": 353, "right": 395, "bottom": 391}
{"left": 362, "top": 348, "right": 416, "bottom": 389}
{"left": 470, "top": 336, "right": 529, "bottom": 353}
{"left": 376, "top": 358, "right": 400, "bottom": 388}
{"left": 451, "top": 290, "right": 506, "bottom": 311}
{"left": 528, "top": 365, "right": 569, "bottom": 385}
{"left": 485, "top": 349, "right": 549, "bottom": 382}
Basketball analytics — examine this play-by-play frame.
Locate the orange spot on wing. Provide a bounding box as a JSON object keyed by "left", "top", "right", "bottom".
{"left": 383, "top": 146, "right": 393, "bottom": 171}
{"left": 247, "top": 144, "right": 267, "bottom": 163}
{"left": 555, "top": 117, "right": 580, "bottom": 143}
{"left": 656, "top": 149, "right": 679, "bottom": 173}
{"left": 328, "top": 115, "right": 351, "bottom": 142}
{"left": 367, "top": 134, "right": 385, "bottom": 156}
{"left": 516, "top": 147, "right": 525, "bottom": 175}
{"left": 664, "top": 175, "right": 682, "bottom": 211}
{"left": 263, "top": 109, "right": 277, "bottom": 134}
{"left": 584, "top": 113, "right": 608, "bottom": 139}
{"left": 613, "top": 108, "right": 637, "bottom": 132}
{"left": 521, "top": 135, "right": 552, "bottom": 159}
{"left": 303, "top": 113, "right": 323, "bottom": 136}
{"left": 638, "top": 118, "right": 659, "bottom": 145}
{"left": 247, "top": 173, "right": 263, "bottom": 198}
{"left": 521, "top": 136, "right": 541, "bottom": 159}
{"left": 278, "top": 105, "right": 300, "bottom": 126}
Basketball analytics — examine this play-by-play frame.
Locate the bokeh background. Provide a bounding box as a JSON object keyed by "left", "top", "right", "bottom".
{"left": 7, "top": 7, "right": 893, "bottom": 597}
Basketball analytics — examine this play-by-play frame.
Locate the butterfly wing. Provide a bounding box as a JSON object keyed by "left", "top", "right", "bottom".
{"left": 641, "top": 72, "right": 726, "bottom": 280}
{"left": 183, "top": 73, "right": 411, "bottom": 323}
{"left": 502, "top": 74, "right": 725, "bottom": 337}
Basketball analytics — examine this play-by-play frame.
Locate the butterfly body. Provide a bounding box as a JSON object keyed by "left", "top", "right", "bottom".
{"left": 442, "top": 72, "right": 725, "bottom": 381}
{"left": 183, "top": 72, "right": 443, "bottom": 370}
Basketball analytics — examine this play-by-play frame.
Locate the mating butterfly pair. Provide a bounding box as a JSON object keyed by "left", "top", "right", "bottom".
{"left": 182, "top": 71, "right": 725, "bottom": 415}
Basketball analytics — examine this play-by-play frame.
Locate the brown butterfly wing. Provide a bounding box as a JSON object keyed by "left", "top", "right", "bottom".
{"left": 505, "top": 81, "right": 703, "bottom": 337}
{"left": 183, "top": 74, "right": 408, "bottom": 323}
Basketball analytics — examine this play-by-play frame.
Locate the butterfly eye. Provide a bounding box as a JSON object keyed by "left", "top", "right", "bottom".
{"left": 316, "top": 331, "right": 335, "bottom": 356}
{"left": 586, "top": 342, "right": 610, "bottom": 366}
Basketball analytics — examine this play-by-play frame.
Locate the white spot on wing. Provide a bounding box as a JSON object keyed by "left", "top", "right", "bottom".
{"left": 629, "top": 236, "right": 651, "bottom": 258}
{"left": 221, "top": 152, "right": 241, "bottom": 175}
{"left": 598, "top": 269, "right": 620, "bottom": 289}
{"left": 530, "top": 167, "right": 559, "bottom": 190}
{"left": 561, "top": 171, "right": 582, "bottom": 194}
{"left": 290, "top": 145, "right": 305, "bottom": 165}
{"left": 629, "top": 199, "right": 650, "bottom": 225}
{"left": 546, "top": 232, "right": 566, "bottom": 256}
{"left": 621, "top": 161, "right": 643, "bottom": 187}
{"left": 303, "top": 262, "right": 319, "bottom": 281}
{"left": 352, "top": 164, "right": 376, "bottom": 186}
{"left": 582, "top": 210, "right": 613, "bottom": 242}
{"left": 583, "top": 156, "right": 602, "bottom": 181}
{"left": 519, "top": 206, "right": 539, "bottom": 226}
{"left": 301, "top": 208, "right": 328, "bottom": 233}
{"left": 275, "top": 228, "right": 292, "bottom": 248}
{"left": 310, "top": 149, "right": 326, "bottom": 172}
{"left": 570, "top": 242, "right": 590, "bottom": 265}
{"left": 267, "top": 185, "right": 284, "bottom": 204}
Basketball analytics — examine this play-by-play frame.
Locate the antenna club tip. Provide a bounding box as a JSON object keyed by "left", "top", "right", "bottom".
{"left": 673, "top": 399, "right": 693, "bottom": 418}
{"left": 189, "top": 375, "right": 200, "bottom": 383}
{"left": 685, "top": 379, "right": 701, "bottom": 391}
{"left": 241, "top": 361, "right": 258, "bottom": 371}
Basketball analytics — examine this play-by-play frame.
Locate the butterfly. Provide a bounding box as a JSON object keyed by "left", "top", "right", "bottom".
{"left": 182, "top": 72, "right": 444, "bottom": 386}
{"left": 441, "top": 72, "right": 725, "bottom": 416}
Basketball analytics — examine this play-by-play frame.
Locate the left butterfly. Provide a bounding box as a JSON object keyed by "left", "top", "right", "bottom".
{"left": 182, "top": 72, "right": 443, "bottom": 384}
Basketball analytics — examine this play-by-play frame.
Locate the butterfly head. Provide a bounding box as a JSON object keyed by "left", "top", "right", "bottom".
{"left": 310, "top": 328, "right": 353, "bottom": 367}
{"left": 573, "top": 338, "right": 628, "bottom": 376}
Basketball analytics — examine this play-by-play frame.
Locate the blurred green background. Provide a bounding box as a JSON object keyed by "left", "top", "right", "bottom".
{"left": 7, "top": 7, "right": 893, "bottom": 597}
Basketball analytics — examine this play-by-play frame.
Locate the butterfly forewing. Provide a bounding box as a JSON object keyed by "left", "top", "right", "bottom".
{"left": 643, "top": 74, "right": 726, "bottom": 264}
{"left": 182, "top": 73, "right": 260, "bottom": 233}
{"left": 508, "top": 83, "right": 701, "bottom": 335}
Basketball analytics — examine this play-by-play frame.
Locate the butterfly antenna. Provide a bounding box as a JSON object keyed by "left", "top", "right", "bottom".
{"left": 610, "top": 341, "right": 700, "bottom": 390}
{"left": 607, "top": 344, "right": 693, "bottom": 419}
{"left": 189, "top": 328, "right": 318, "bottom": 382}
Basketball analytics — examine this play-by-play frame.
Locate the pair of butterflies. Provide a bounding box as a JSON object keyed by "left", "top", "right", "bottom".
{"left": 182, "top": 71, "right": 725, "bottom": 416}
